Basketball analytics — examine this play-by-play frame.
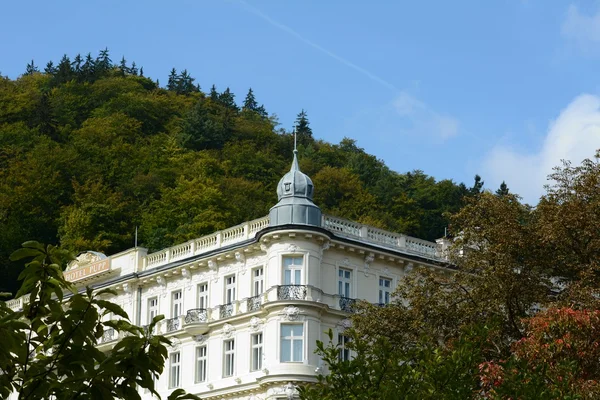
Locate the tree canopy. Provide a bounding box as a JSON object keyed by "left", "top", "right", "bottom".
{"left": 1, "top": 49, "right": 482, "bottom": 296}
{"left": 300, "top": 151, "right": 600, "bottom": 400}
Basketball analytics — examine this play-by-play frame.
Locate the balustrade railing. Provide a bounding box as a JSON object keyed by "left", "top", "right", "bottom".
{"left": 339, "top": 297, "right": 357, "bottom": 313}
{"left": 247, "top": 295, "right": 261, "bottom": 312}
{"left": 220, "top": 303, "right": 234, "bottom": 319}
{"left": 277, "top": 285, "right": 307, "bottom": 300}
{"left": 166, "top": 317, "right": 180, "bottom": 332}
{"left": 185, "top": 308, "right": 208, "bottom": 324}
{"left": 101, "top": 328, "right": 115, "bottom": 343}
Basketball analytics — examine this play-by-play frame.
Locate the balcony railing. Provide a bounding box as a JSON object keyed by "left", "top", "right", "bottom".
{"left": 101, "top": 327, "right": 115, "bottom": 343}
{"left": 166, "top": 317, "right": 180, "bottom": 332}
{"left": 185, "top": 308, "right": 208, "bottom": 324}
{"left": 339, "top": 297, "right": 357, "bottom": 313}
{"left": 247, "top": 295, "right": 261, "bottom": 312}
{"left": 277, "top": 285, "right": 307, "bottom": 300}
{"left": 220, "top": 303, "right": 234, "bottom": 319}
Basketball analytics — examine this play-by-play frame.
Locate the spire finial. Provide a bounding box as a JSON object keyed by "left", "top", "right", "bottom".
{"left": 293, "top": 127, "right": 297, "bottom": 153}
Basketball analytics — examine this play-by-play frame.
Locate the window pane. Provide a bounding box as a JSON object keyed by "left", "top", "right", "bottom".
{"left": 293, "top": 340, "right": 303, "bottom": 361}
{"left": 281, "top": 325, "right": 292, "bottom": 336}
{"left": 281, "top": 339, "right": 291, "bottom": 361}
{"left": 294, "top": 270, "right": 301, "bottom": 283}
{"left": 284, "top": 270, "right": 291, "bottom": 284}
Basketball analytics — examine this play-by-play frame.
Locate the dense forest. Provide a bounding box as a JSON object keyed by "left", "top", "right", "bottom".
{"left": 0, "top": 49, "right": 486, "bottom": 295}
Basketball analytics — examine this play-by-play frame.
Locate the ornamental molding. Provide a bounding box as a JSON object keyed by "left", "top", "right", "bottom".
{"left": 222, "top": 323, "right": 235, "bottom": 338}
{"left": 364, "top": 253, "right": 375, "bottom": 277}
{"left": 249, "top": 316, "right": 264, "bottom": 331}
{"left": 337, "top": 318, "right": 352, "bottom": 330}
{"left": 281, "top": 306, "right": 300, "bottom": 321}
{"left": 168, "top": 338, "right": 181, "bottom": 351}
{"left": 287, "top": 243, "right": 298, "bottom": 253}
{"left": 193, "top": 334, "right": 206, "bottom": 343}
{"left": 66, "top": 251, "right": 107, "bottom": 271}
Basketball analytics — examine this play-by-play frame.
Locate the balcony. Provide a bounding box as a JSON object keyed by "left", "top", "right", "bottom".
{"left": 184, "top": 308, "right": 209, "bottom": 335}
{"left": 277, "top": 285, "right": 307, "bottom": 301}
{"left": 339, "top": 297, "right": 357, "bottom": 313}
{"left": 220, "top": 303, "right": 234, "bottom": 319}
{"left": 100, "top": 327, "right": 116, "bottom": 343}
{"left": 247, "top": 295, "right": 262, "bottom": 312}
{"left": 165, "top": 317, "right": 180, "bottom": 333}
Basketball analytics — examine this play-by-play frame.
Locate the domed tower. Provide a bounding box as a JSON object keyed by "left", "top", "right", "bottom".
{"left": 269, "top": 149, "right": 322, "bottom": 227}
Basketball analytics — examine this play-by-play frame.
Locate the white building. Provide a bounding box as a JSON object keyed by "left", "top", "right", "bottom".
{"left": 8, "top": 149, "right": 451, "bottom": 399}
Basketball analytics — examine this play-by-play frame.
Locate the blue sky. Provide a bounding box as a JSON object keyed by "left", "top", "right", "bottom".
{"left": 2, "top": 0, "right": 600, "bottom": 204}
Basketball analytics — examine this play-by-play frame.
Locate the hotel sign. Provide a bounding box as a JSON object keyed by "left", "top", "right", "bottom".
{"left": 64, "top": 252, "right": 111, "bottom": 282}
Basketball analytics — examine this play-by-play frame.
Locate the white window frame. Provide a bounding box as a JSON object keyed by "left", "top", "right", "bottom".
{"left": 252, "top": 267, "right": 264, "bottom": 296}
{"left": 195, "top": 345, "right": 207, "bottom": 383}
{"left": 171, "top": 290, "right": 183, "bottom": 318}
{"left": 283, "top": 256, "right": 303, "bottom": 285}
{"left": 379, "top": 277, "right": 393, "bottom": 305}
{"left": 169, "top": 352, "right": 181, "bottom": 388}
{"left": 338, "top": 333, "right": 351, "bottom": 361}
{"left": 225, "top": 275, "right": 236, "bottom": 304}
{"left": 223, "top": 339, "right": 235, "bottom": 377}
{"left": 338, "top": 267, "right": 352, "bottom": 297}
{"left": 280, "top": 323, "right": 304, "bottom": 363}
{"left": 197, "top": 282, "right": 209, "bottom": 309}
{"left": 147, "top": 296, "right": 158, "bottom": 324}
{"left": 251, "top": 332, "right": 263, "bottom": 371}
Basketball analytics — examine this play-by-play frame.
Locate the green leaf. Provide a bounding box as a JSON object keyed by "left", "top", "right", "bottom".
{"left": 10, "top": 247, "right": 43, "bottom": 261}
{"left": 95, "top": 300, "right": 129, "bottom": 319}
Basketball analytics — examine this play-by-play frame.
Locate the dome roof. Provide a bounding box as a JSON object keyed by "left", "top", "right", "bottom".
{"left": 276, "top": 150, "right": 314, "bottom": 201}
{"left": 269, "top": 150, "right": 321, "bottom": 227}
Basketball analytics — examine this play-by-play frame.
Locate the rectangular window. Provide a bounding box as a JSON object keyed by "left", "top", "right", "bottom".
{"left": 197, "top": 282, "right": 208, "bottom": 309}
{"left": 147, "top": 297, "right": 158, "bottom": 324}
{"left": 379, "top": 277, "right": 392, "bottom": 305}
{"left": 223, "top": 339, "right": 235, "bottom": 377}
{"left": 171, "top": 290, "right": 183, "bottom": 318}
{"left": 225, "top": 275, "right": 236, "bottom": 304}
{"left": 169, "top": 352, "right": 181, "bottom": 388}
{"left": 338, "top": 268, "right": 352, "bottom": 297}
{"left": 252, "top": 267, "right": 264, "bottom": 296}
{"left": 251, "top": 333, "right": 263, "bottom": 371}
{"left": 338, "top": 334, "right": 351, "bottom": 361}
{"left": 280, "top": 324, "right": 304, "bottom": 362}
{"left": 283, "top": 256, "right": 302, "bottom": 285}
{"left": 195, "top": 345, "right": 207, "bottom": 383}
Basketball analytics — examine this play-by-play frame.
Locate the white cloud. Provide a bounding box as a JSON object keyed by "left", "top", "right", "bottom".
{"left": 392, "top": 91, "right": 459, "bottom": 141}
{"left": 483, "top": 94, "right": 600, "bottom": 204}
{"left": 561, "top": 5, "right": 600, "bottom": 51}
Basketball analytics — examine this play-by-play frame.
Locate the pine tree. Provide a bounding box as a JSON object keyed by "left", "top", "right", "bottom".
{"left": 295, "top": 109, "right": 313, "bottom": 145}
{"left": 55, "top": 54, "right": 73, "bottom": 84}
{"left": 167, "top": 68, "right": 179, "bottom": 91}
{"left": 24, "top": 60, "right": 38, "bottom": 75}
{"left": 130, "top": 61, "right": 138, "bottom": 76}
{"left": 178, "top": 69, "right": 197, "bottom": 94}
{"left": 218, "top": 87, "right": 238, "bottom": 110}
{"left": 210, "top": 84, "right": 219, "bottom": 101}
{"left": 119, "top": 56, "right": 128, "bottom": 75}
{"left": 72, "top": 54, "right": 83, "bottom": 74}
{"left": 469, "top": 175, "right": 484, "bottom": 195}
{"left": 243, "top": 88, "right": 258, "bottom": 112}
{"left": 95, "top": 47, "right": 112, "bottom": 74}
{"left": 139, "top": 67, "right": 144, "bottom": 77}
{"left": 495, "top": 181, "right": 509, "bottom": 196}
{"left": 81, "top": 53, "right": 95, "bottom": 81}
{"left": 44, "top": 60, "right": 57, "bottom": 75}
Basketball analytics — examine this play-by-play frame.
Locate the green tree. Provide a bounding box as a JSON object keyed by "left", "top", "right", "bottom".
{"left": 24, "top": 60, "right": 38, "bottom": 75}
{"left": 243, "top": 88, "right": 258, "bottom": 112}
{"left": 0, "top": 241, "right": 200, "bottom": 400}
{"left": 495, "top": 181, "right": 509, "bottom": 196}
{"left": 295, "top": 109, "right": 313, "bottom": 146}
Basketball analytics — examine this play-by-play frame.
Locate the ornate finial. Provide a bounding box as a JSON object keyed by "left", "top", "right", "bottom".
{"left": 293, "top": 127, "right": 297, "bottom": 153}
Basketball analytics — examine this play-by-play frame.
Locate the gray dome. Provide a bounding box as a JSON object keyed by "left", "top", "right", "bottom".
{"left": 269, "top": 150, "right": 321, "bottom": 227}
{"left": 276, "top": 151, "right": 315, "bottom": 201}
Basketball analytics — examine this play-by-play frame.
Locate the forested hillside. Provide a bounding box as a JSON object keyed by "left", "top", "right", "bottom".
{"left": 0, "top": 49, "right": 482, "bottom": 295}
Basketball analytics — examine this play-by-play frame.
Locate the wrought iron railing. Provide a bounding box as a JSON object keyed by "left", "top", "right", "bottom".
{"left": 166, "top": 317, "right": 180, "bottom": 332}
{"left": 339, "top": 297, "right": 357, "bottom": 313}
{"left": 247, "top": 295, "right": 261, "bottom": 312}
{"left": 220, "top": 303, "right": 234, "bottom": 319}
{"left": 101, "top": 327, "right": 115, "bottom": 343}
{"left": 185, "top": 308, "right": 208, "bottom": 324}
{"left": 277, "top": 285, "right": 307, "bottom": 300}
